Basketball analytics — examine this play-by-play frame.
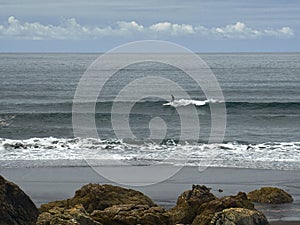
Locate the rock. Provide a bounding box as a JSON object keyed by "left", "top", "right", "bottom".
{"left": 40, "top": 184, "right": 156, "bottom": 213}
{"left": 14, "top": 142, "right": 25, "bottom": 149}
{"left": 192, "top": 192, "right": 254, "bottom": 225}
{"left": 166, "top": 185, "right": 216, "bottom": 224}
{"left": 91, "top": 204, "right": 172, "bottom": 225}
{"left": 0, "top": 175, "right": 39, "bottom": 225}
{"left": 247, "top": 187, "right": 293, "bottom": 204}
{"left": 210, "top": 207, "right": 270, "bottom": 225}
{"left": 36, "top": 204, "right": 102, "bottom": 225}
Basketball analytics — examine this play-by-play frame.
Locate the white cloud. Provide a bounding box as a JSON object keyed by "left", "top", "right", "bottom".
{"left": 0, "top": 16, "right": 92, "bottom": 40}
{"left": 117, "top": 21, "right": 144, "bottom": 31}
{"left": 210, "top": 22, "right": 295, "bottom": 39}
{"left": 150, "top": 22, "right": 195, "bottom": 35}
{"left": 0, "top": 17, "right": 294, "bottom": 40}
{"left": 279, "top": 27, "right": 294, "bottom": 35}
{"left": 212, "top": 22, "right": 262, "bottom": 38}
{"left": 150, "top": 22, "right": 172, "bottom": 32}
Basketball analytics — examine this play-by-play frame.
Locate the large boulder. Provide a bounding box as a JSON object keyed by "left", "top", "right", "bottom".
{"left": 210, "top": 207, "right": 269, "bottom": 225}
{"left": 40, "top": 184, "right": 156, "bottom": 213}
{"left": 0, "top": 175, "right": 39, "bottom": 225}
{"left": 91, "top": 204, "right": 172, "bottom": 225}
{"left": 247, "top": 187, "right": 293, "bottom": 204}
{"left": 166, "top": 185, "right": 216, "bottom": 224}
{"left": 36, "top": 204, "right": 102, "bottom": 225}
{"left": 192, "top": 192, "right": 254, "bottom": 225}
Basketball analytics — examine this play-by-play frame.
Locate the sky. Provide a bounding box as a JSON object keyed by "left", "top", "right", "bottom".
{"left": 0, "top": 0, "right": 299, "bottom": 52}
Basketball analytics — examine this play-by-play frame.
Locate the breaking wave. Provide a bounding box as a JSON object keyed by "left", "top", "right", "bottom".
{"left": 0, "top": 137, "right": 299, "bottom": 170}
{"left": 163, "top": 98, "right": 222, "bottom": 107}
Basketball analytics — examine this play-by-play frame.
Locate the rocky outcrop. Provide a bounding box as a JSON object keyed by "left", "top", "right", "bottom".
{"left": 39, "top": 184, "right": 171, "bottom": 225}
{"left": 91, "top": 204, "right": 172, "bottom": 225}
{"left": 209, "top": 207, "right": 269, "bottom": 225}
{"left": 40, "top": 184, "right": 156, "bottom": 213}
{"left": 192, "top": 192, "right": 255, "bottom": 225}
{"left": 0, "top": 175, "right": 39, "bottom": 225}
{"left": 0, "top": 177, "right": 273, "bottom": 225}
{"left": 166, "top": 185, "right": 216, "bottom": 224}
{"left": 247, "top": 187, "right": 293, "bottom": 204}
{"left": 36, "top": 204, "right": 102, "bottom": 225}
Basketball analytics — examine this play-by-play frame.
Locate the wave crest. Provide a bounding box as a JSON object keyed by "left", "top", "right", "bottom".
{"left": 163, "top": 98, "right": 223, "bottom": 107}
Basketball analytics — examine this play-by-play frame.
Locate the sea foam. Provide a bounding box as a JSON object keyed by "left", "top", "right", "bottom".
{"left": 0, "top": 137, "right": 299, "bottom": 170}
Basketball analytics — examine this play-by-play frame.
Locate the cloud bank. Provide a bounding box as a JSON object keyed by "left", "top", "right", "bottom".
{"left": 0, "top": 16, "right": 294, "bottom": 40}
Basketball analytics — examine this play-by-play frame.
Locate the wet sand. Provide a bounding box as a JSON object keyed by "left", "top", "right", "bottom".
{"left": 1, "top": 166, "right": 299, "bottom": 223}
{"left": 270, "top": 222, "right": 300, "bottom": 225}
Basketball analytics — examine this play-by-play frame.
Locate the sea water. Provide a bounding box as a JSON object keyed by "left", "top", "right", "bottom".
{"left": 0, "top": 53, "right": 299, "bottom": 169}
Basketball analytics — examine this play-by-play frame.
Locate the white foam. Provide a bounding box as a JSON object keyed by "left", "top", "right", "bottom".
{"left": 163, "top": 98, "right": 222, "bottom": 107}
{"left": 0, "top": 137, "right": 299, "bottom": 170}
{"left": 0, "top": 115, "right": 15, "bottom": 127}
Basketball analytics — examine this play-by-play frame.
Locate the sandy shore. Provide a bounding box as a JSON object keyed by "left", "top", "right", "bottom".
{"left": 270, "top": 222, "right": 300, "bottom": 225}
{"left": 1, "top": 166, "right": 299, "bottom": 223}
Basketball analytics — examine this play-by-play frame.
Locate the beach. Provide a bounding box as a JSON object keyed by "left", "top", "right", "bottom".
{"left": 1, "top": 0, "right": 300, "bottom": 224}
{"left": 1, "top": 53, "right": 299, "bottom": 224}
{"left": 271, "top": 222, "right": 300, "bottom": 225}
{"left": 1, "top": 166, "right": 299, "bottom": 224}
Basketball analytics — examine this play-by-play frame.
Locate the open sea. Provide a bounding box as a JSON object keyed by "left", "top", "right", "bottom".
{"left": 0, "top": 53, "right": 299, "bottom": 170}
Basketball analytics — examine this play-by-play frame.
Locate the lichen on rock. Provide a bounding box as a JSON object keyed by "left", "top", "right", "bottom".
{"left": 40, "top": 183, "right": 157, "bottom": 213}
{"left": 166, "top": 185, "right": 216, "bottom": 224}
{"left": 36, "top": 204, "right": 102, "bottom": 225}
{"left": 210, "top": 207, "right": 270, "bottom": 225}
{"left": 91, "top": 204, "right": 172, "bottom": 225}
{"left": 192, "top": 192, "right": 255, "bottom": 225}
{"left": 247, "top": 187, "right": 293, "bottom": 204}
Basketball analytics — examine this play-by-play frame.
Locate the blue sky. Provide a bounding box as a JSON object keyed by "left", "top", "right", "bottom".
{"left": 0, "top": 0, "right": 299, "bottom": 52}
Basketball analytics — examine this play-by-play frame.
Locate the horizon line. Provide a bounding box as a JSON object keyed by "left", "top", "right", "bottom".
{"left": 1, "top": 51, "right": 300, "bottom": 54}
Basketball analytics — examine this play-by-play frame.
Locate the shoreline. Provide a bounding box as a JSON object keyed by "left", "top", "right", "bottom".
{"left": 1, "top": 166, "right": 299, "bottom": 223}
{"left": 270, "top": 222, "right": 300, "bottom": 225}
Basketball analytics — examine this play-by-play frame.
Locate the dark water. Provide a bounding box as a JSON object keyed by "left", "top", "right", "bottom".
{"left": 0, "top": 53, "right": 299, "bottom": 169}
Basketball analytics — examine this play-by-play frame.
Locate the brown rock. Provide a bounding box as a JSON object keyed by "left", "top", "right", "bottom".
{"left": 36, "top": 204, "right": 102, "bottom": 225}
{"left": 0, "top": 175, "right": 39, "bottom": 225}
{"left": 91, "top": 204, "right": 172, "bottom": 225}
{"left": 166, "top": 185, "right": 216, "bottom": 224}
{"left": 39, "top": 199, "right": 69, "bottom": 213}
{"left": 40, "top": 184, "right": 156, "bottom": 213}
{"left": 210, "top": 207, "right": 270, "bottom": 225}
{"left": 192, "top": 192, "right": 254, "bottom": 225}
{"left": 247, "top": 187, "right": 293, "bottom": 204}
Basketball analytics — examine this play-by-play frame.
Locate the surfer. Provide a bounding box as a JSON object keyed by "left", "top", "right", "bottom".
{"left": 163, "top": 94, "right": 176, "bottom": 106}
{"left": 171, "top": 94, "right": 175, "bottom": 102}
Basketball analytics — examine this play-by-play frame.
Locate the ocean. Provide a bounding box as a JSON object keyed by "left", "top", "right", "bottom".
{"left": 0, "top": 53, "right": 299, "bottom": 170}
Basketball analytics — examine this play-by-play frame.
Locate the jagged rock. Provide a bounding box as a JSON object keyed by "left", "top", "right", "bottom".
{"left": 36, "top": 204, "right": 102, "bottom": 225}
{"left": 210, "top": 207, "right": 270, "bottom": 225}
{"left": 192, "top": 192, "right": 254, "bottom": 225}
{"left": 91, "top": 204, "right": 172, "bottom": 225}
{"left": 247, "top": 187, "right": 293, "bottom": 204}
{"left": 166, "top": 185, "right": 216, "bottom": 224}
{"left": 40, "top": 184, "right": 156, "bottom": 213}
{"left": 0, "top": 175, "right": 39, "bottom": 225}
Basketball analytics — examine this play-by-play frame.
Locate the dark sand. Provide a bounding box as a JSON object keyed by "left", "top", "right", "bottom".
{"left": 270, "top": 222, "right": 300, "bottom": 225}
{"left": 1, "top": 166, "right": 299, "bottom": 223}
